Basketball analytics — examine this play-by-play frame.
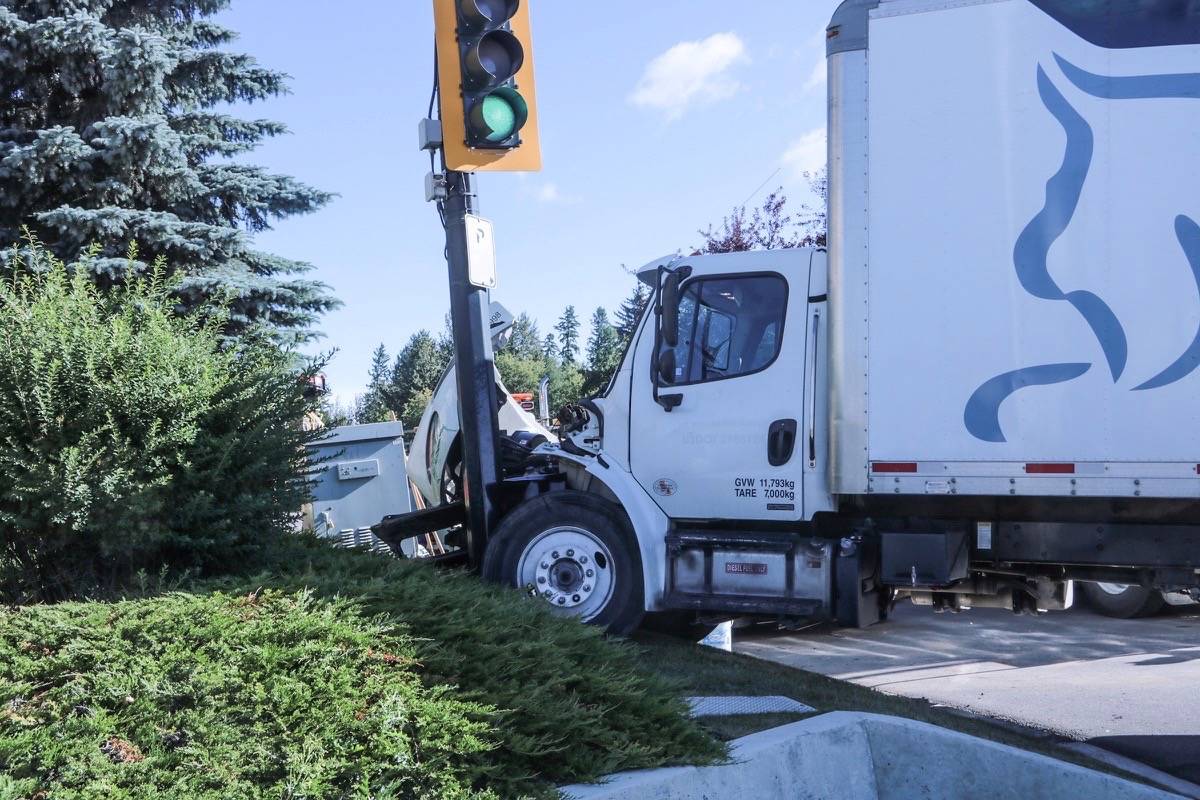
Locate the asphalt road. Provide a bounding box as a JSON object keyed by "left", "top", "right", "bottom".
{"left": 734, "top": 599, "right": 1200, "bottom": 784}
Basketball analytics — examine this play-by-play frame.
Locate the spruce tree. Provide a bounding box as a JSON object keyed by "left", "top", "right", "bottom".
{"left": 583, "top": 307, "right": 621, "bottom": 395}
{"left": 356, "top": 344, "right": 392, "bottom": 423}
{"left": 555, "top": 305, "right": 580, "bottom": 365}
{"left": 0, "top": 0, "right": 336, "bottom": 339}
{"left": 614, "top": 282, "right": 649, "bottom": 342}
{"left": 541, "top": 333, "right": 558, "bottom": 362}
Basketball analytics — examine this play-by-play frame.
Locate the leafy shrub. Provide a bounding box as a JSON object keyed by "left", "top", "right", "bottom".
{"left": 0, "top": 244, "right": 319, "bottom": 602}
{"left": 209, "top": 539, "right": 728, "bottom": 798}
{"left": 0, "top": 590, "right": 495, "bottom": 799}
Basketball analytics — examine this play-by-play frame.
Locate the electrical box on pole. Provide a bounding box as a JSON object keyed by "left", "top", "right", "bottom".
{"left": 433, "top": 0, "right": 542, "bottom": 172}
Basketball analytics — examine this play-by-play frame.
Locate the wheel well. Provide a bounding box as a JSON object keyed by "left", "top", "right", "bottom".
{"left": 550, "top": 457, "right": 669, "bottom": 611}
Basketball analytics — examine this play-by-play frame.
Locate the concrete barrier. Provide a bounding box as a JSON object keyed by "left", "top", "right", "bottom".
{"left": 560, "top": 712, "right": 1182, "bottom": 800}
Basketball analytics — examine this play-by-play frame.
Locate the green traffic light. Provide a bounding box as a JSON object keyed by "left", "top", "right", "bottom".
{"left": 468, "top": 86, "right": 528, "bottom": 145}
{"left": 480, "top": 95, "right": 516, "bottom": 141}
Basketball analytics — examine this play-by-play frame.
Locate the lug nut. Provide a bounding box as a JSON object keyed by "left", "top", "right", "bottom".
{"left": 585, "top": 569, "right": 594, "bottom": 577}
{"left": 566, "top": 549, "right": 575, "bottom": 557}
{"left": 556, "top": 596, "right": 566, "bottom": 605}
{"left": 580, "top": 555, "right": 589, "bottom": 564}
{"left": 572, "top": 594, "right": 581, "bottom": 603}
{"left": 537, "top": 576, "right": 546, "bottom": 584}
{"left": 552, "top": 551, "right": 560, "bottom": 559}
{"left": 583, "top": 584, "right": 591, "bottom": 592}
{"left": 540, "top": 561, "right": 549, "bottom": 569}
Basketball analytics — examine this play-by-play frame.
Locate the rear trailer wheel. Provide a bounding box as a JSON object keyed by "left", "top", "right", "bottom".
{"left": 482, "top": 491, "right": 645, "bottom": 635}
{"left": 1080, "top": 582, "right": 1166, "bottom": 618}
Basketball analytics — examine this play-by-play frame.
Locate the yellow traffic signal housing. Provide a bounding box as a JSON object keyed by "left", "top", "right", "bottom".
{"left": 434, "top": 0, "right": 542, "bottom": 172}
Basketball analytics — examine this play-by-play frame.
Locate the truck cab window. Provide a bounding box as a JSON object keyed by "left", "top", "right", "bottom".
{"left": 663, "top": 274, "right": 787, "bottom": 385}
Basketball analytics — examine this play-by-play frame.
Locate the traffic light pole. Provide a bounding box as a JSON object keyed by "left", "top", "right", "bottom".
{"left": 442, "top": 168, "right": 503, "bottom": 565}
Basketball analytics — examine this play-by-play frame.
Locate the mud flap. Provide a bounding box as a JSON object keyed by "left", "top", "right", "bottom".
{"left": 836, "top": 535, "right": 884, "bottom": 628}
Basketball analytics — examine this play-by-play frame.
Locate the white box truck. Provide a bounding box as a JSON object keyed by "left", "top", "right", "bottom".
{"left": 380, "top": 0, "right": 1200, "bottom": 634}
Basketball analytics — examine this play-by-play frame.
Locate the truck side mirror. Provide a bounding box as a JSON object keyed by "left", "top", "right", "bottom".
{"left": 660, "top": 266, "right": 690, "bottom": 348}
{"left": 657, "top": 348, "right": 676, "bottom": 385}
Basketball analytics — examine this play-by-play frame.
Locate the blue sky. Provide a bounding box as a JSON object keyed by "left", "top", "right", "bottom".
{"left": 217, "top": 1, "right": 841, "bottom": 404}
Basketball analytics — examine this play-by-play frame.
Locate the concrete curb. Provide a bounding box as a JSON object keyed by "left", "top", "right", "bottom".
{"left": 560, "top": 712, "right": 1183, "bottom": 800}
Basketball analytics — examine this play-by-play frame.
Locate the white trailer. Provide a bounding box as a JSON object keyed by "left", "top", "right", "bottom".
{"left": 379, "top": 0, "right": 1200, "bottom": 634}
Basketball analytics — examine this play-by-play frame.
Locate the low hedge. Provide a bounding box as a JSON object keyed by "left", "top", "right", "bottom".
{"left": 207, "top": 539, "right": 727, "bottom": 797}
{"left": 0, "top": 590, "right": 494, "bottom": 799}
{"left": 1, "top": 540, "right": 726, "bottom": 799}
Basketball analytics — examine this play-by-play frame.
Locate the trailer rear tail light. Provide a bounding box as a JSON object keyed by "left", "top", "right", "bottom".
{"left": 1024, "top": 463, "right": 1075, "bottom": 474}
{"left": 872, "top": 462, "right": 918, "bottom": 473}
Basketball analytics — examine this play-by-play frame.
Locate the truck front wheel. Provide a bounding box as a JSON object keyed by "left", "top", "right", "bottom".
{"left": 482, "top": 491, "right": 645, "bottom": 636}
{"left": 1080, "top": 582, "right": 1165, "bottom": 618}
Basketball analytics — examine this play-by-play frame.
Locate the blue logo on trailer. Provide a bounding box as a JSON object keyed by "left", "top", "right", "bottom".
{"left": 964, "top": 54, "right": 1200, "bottom": 443}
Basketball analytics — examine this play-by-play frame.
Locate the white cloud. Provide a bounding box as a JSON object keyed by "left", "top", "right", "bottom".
{"left": 802, "top": 58, "right": 826, "bottom": 94}
{"left": 536, "top": 182, "right": 580, "bottom": 205}
{"left": 782, "top": 128, "right": 827, "bottom": 177}
{"left": 629, "top": 32, "right": 748, "bottom": 120}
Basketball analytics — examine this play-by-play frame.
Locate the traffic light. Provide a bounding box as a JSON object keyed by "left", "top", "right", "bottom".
{"left": 434, "top": 0, "right": 542, "bottom": 172}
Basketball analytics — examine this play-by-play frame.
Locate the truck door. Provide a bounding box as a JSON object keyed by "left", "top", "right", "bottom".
{"left": 628, "top": 249, "right": 814, "bottom": 522}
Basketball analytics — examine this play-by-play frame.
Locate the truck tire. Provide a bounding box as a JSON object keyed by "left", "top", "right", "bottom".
{"left": 481, "top": 491, "right": 645, "bottom": 636}
{"left": 1080, "top": 582, "right": 1165, "bottom": 618}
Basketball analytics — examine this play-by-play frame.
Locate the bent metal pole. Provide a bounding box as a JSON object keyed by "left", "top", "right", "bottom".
{"left": 442, "top": 169, "right": 502, "bottom": 565}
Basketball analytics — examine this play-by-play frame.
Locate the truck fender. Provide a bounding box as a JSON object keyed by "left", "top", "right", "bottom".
{"left": 539, "top": 446, "right": 670, "bottom": 612}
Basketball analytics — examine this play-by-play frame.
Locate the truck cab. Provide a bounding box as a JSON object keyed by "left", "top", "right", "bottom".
{"left": 595, "top": 249, "right": 832, "bottom": 525}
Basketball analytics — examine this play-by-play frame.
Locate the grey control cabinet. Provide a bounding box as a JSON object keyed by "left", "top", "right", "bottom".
{"left": 306, "top": 421, "right": 412, "bottom": 552}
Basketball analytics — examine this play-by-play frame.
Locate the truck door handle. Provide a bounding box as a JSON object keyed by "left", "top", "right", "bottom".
{"left": 768, "top": 419, "right": 798, "bottom": 466}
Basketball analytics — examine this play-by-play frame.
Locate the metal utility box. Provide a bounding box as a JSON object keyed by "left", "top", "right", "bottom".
{"left": 306, "top": 422, "right": 412, "bottom": 552}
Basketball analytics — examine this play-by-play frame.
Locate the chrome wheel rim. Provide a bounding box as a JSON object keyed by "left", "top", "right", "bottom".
{"left": 1095, "top": 582, "right": 1132, "bottom": 596}
{"left": 517, "top": 526, "right": 615, "bottom": 622}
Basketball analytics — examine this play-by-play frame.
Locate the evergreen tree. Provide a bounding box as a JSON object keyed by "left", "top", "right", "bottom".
{"left": 555, "top": 306, "right": 580, "bottom": 365}
{"left": 583, "top": 307, "right": 621, "bottom": 395}
{"left": 435, "top": 313, "right": 456, "bottom": 363}
{"left": 541, "top": 332, "right": 558, "bottom": 361}
{"left": 0, "top": 0, "right": 336, "bottom": 339}
{"left": 505, "top": 312, "right": 543, "bottom": 360}
{"left": 389, "top": 330, "right": 451, "bottom": 430}
{"left": 356, "top": 344, "right": 392, "bottom": 423}
{"left": 614, "top": 282, "right": 650, "bottom": 342}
